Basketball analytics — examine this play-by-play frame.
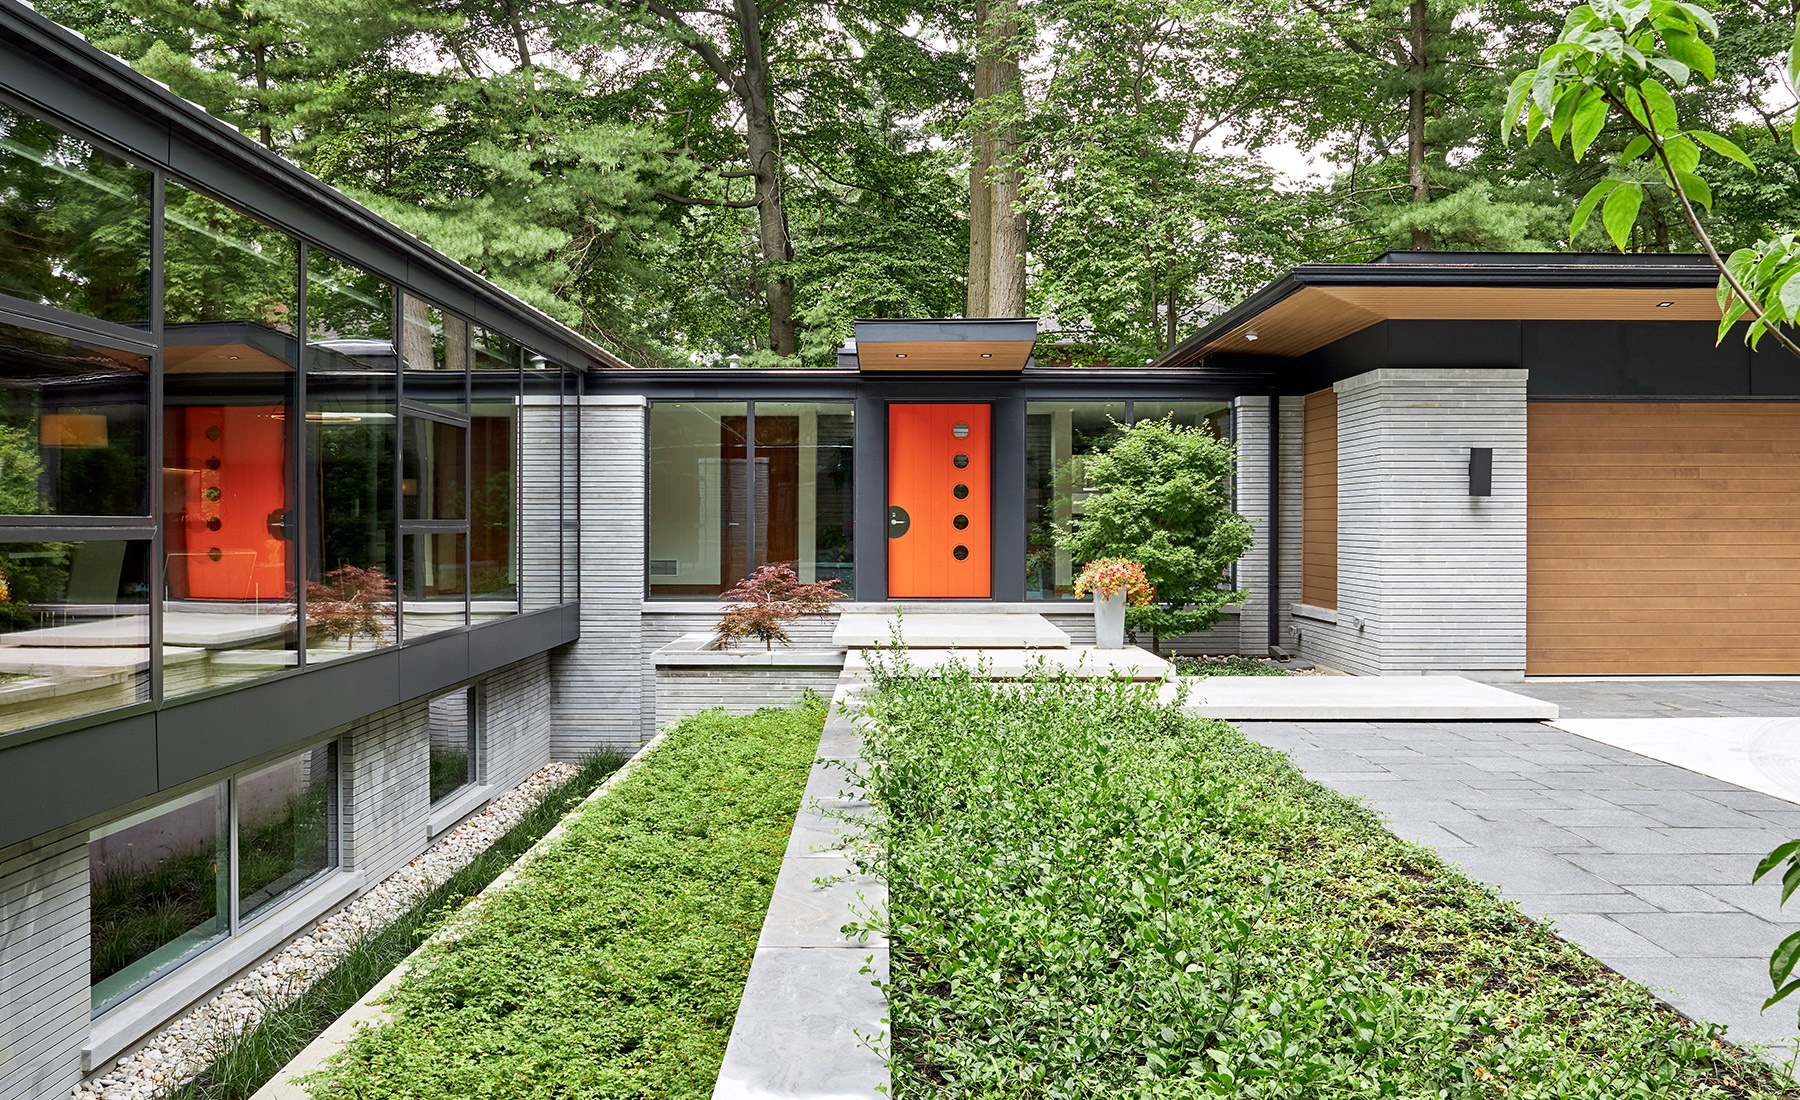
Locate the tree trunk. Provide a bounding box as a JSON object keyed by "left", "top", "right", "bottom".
{"left": 967, "top": 17, "right": 993, "bottom": 319}
{"left": 968, "top": 0, "right": 1027, "bottom": 317}
{"left": 1406, "top": 0, "right": 1430, "bottom": 251}
{"left": 734, "top": 0, "right": 797, "bottom": 355}
{"left": 1166, "top": 283, "right": 1178, "bottom": 351}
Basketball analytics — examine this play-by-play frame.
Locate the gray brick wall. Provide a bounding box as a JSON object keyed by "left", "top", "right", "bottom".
{"left": 1295, "top": 368, "right": 1527, "bottom": 677}
{"left": 482, "top": 653, "right": 552, "bottom": 787}
{"left": 551, "top": 397, "right": 648, "bottom": 756}
{"left": 339, "top": 699, "right": 431, "bottom": 880}
{"left": 654, "top": 665, "right": 843, "bottom": 730}
{"left": 519, "top": 398, "right": 566, "bottom": 613}
{"left": 0, "top": 827, "right": 87, "bottom": 1100}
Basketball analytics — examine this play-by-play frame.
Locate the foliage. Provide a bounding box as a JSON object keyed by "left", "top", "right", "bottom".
{"left": 1071, "top": 557, "right": 1155, "bottom": 605}
{"left": 304, "top": 564, "right": 393, "bottom": 650}
{"left": 847, "top": 658, "right": 1799, "bottom": 1098}
{"left": 1056, "top": 418, "right": 1252, "bottom": 652}
{"left": 305, "top": 701, "right": 824, "bottom": 1100}
{"left": 1503, "top": 0, "right": 1800, "bottom": 357}
{"left": 1173, "top": 654, "right": 1293, "bottom": 676}
{"left": 715, "top": 563, "right": 844, "bottom": 650}
{"left": 167, "top": 751, "right": 626, "bottom": 1100}
{"left": 427, "top": 747, "right": 471, "bottom": 806}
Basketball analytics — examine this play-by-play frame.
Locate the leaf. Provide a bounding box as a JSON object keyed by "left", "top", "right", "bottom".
{"left": 1570, "top": 179, "right": 1620, "bottom": 240}
{"left": 1664, "top": 134, "right": 1700, "bottom": 175}
{"left": 1771, "top": 927, "right": 1800, "bottom": 989}
{"left": 1621, "top": 134, "right": 1652, "bottom": 161}
{"left": 1789, "top": 13, "right": 1800, "bottom": 95}
{"left": 1676, "top": 169, "right": 1711, "bottom": 209}
{"left": 1691, "top": 129, "right": 1755, "bottom": 171}
{"left": 1765, "top": 977, "right": 1800, "bottom": 1010}
{"left": 1623, "top": 84, "right": 1651, "bottom": 129}
{"left": 1673, "top": 1, "right": 1718, "bottom": 37}
{"left": 1502, "top": 71, "right": 1533, "bottom": 141}
{"left": 1571, "top": 86, "right": 1609, "bottom": 160}
{"left": 1551, "top": 83, "right": 1582, "bottom": 148}
{"left": 1649, "top": 55, "right": 1691, "bottom": 86}
{"left": 1662, "top": 29, "right": 1714, "bottom": 81}
{"left": 1643, "top": 79, "right": 1680, "bottom": 132}
{"left": 1783, "top": 857, "right": 1800, "bottom": 904}
{"left": 1601, "top": 182, "right": 1643, "bottom": 250}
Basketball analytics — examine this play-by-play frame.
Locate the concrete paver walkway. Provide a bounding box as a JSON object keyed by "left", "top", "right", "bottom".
{"left": 1243, "top": 717, "right": 1800, "bottom": 1054}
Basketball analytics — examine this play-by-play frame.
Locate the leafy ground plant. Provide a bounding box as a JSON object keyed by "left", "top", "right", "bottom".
{"left": 304, "top": 700, "right": 825, "bottom": 1099}
{"left": 849, "top": 659, "right": 1800, "bottom": 1098}
{"left": 1171, "top": 655, "right": 1291, "bottom": 677}
{"left": 166, "top": 751, "right": 625, "bottom": 1100}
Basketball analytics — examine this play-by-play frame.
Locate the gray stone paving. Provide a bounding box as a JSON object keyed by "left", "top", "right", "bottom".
{"left": 1519, "top": 679, "right": 1800, "bottom": 719}
{"left": 1241, "top": 717, "right": 1800, "bottom": 1055}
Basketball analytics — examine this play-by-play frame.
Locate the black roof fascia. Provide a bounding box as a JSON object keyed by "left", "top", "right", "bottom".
{"left": 1154, "top": 255, "right": 1725, "bottom": 370}
{"left": 584, "top": 365, "right": 1278, "bottom": 400}
{"left": 0, "top": 0, "right": 628, "bottom": 372}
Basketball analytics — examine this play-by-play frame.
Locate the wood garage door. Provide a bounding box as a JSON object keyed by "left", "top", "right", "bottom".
{"left": 1529, "top": 402, "right": 1800, "bottom": 674}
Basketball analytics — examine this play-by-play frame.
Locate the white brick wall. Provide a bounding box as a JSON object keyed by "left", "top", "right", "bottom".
{"left": 551, "top": 398, "right": 649, "bottom": 756}
{"left": 0, "top": 828, "right": 87, "bottom": 1100}
{"left": 482, "top": 653, "right": 553, "bottom": 786}
{"left": 339, "top": 699, "right": 431, "bottom": 880}
{"left": 1294, "top": 369, "right": 1528, "bottom": 677}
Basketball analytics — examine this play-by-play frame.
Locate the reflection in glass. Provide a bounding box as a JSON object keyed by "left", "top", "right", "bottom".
{"left": 403, "top": 531, "right": 467, "bottom": 639}
{"left": 0, "top": 103, "right": 152, "bottom": 325}
{"left": 648, "top": 402, "right": 749, "bottom": 597}
{"left": 748, "top": 403, "right": 855, "bottom": 593}
{"left": 90, "top": 786, "right": 228, "bottom": 1013}
{"left": 428, "top": 687, "right": 477, "bottom": 804}
{"left": 0, "top": 322, "right": 149, "bottom": 516}
{"left": 0, "top": 540, "right": 151, "bottom": 733}
{"left": 237, "top": 744, "right": 336, "bottom": 921}
{"left": 1025, "top": 401, "right": 1128, "bottom": 599}
{"left": 471, "top": 370, "right": 518, "bottom": 617}
{"left": 401, "top": 417, "right": 466, "bottom": 522}
{"left": 305, "top": 252, "right": 396, "bottom": 661}
{"left": 163, "top": 184, "right": 299, "bottom": 693}
{"left": 1134, "top": 400, "right": 1231, "bottom": 438}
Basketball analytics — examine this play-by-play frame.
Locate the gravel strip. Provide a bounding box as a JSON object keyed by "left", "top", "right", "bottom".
{"left": 75, "top": 761, "right": 581, "bottom": 1100}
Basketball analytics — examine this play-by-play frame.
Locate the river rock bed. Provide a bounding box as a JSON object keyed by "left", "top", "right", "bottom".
{"left": 74, "top": 760, "right": 580, "bottom": 1100}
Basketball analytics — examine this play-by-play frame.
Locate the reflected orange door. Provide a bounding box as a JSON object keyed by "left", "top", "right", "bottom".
{"left": 888, "top": 404, "right": 990, "bottom": 598}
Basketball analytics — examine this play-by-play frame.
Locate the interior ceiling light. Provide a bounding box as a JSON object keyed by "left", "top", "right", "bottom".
{"left": 1244, "top": 332, "right": 1259, "bottom": 342}
{"left": 1656, "top": 301, "right": 1675, "bottom": 308}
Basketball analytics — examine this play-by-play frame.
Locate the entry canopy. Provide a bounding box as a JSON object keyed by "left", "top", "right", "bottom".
{"left": 851, "top": 318, "right": 1037, "bottom": 371}
{"left": 1156, "top": 252, "right": 1726, "bottom": 365}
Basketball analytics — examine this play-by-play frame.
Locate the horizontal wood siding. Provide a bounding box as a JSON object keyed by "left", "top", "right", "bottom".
{"left": 1529, "top": 401, "right": 1800, "bottom": 674}
{"left": 0, "top": 829, "right": 87, "bottom": 1100}
{"left": 1302, "top": 388, "right": 1338, "bottom": 609}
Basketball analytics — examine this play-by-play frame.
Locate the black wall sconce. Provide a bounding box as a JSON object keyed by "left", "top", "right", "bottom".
{"left": 1469, "top": 447, "right": 1493, "bottom": 496}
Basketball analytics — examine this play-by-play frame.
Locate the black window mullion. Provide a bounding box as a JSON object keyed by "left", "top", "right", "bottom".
{"left": 294, "top": 244, "right": 309, "bottom": 664}
{"left": 148, "top": 170, "right": 165, "bottom": 706}
{"left": 392, "top": 287, "right": 405, "bottom": 644}
{"left": 463, "top": 353, "right": 471, "bottom": 629}
{"left": 743, "top": 401, "right": 756, "bottom": 585}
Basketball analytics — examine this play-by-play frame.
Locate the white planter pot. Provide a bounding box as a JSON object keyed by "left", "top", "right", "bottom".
{"left": 1094, "top": 589, "right": 1127, "bottom": 649}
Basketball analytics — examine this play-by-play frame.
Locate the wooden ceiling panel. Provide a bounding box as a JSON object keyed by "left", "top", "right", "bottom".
{"left": 1200, "top": 287, "right": 1381, "bottom": 357}
{"left": 857, "top": 339, "right": 1033, "bottom": 371}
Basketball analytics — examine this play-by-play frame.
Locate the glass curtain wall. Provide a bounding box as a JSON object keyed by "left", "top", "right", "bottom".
{"left": 1025, "top": 400, "right": 1231, "bottom": 599}
{"left": 90, "top": 741, "right": 338, "bottom": 1013}
{"left": 304, "top": 251, "right": 398, "bottom": 661}
{"left": 470, "top": 329, "right": 519, "bottom": 619}
{"left": 162, "top": 183, "right": 300, "bottom": 693}
{"left": 399, "top": 294, "right": 469, "bottom": 639}
{"left": 647, "top": 401, "right": 854, "bottom": 598}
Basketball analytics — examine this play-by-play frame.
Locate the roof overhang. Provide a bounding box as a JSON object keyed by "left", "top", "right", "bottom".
{"left": 851, "top": 318, "right": 1037, "bottom": 371}
{"left": 1156, "top": 254, "right": 1725, "bottom": 366}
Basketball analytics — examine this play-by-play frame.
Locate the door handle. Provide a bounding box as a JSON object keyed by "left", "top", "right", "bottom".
{"left": 887, "top": 506, "right": 911, "bottom": 538}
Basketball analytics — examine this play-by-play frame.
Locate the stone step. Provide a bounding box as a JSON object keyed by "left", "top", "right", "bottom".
{"left": 832, "top": 611, "right": 1069, "bottom": 650}
{"left": 843, "top": 645, "right": 1168, "bottom": 681}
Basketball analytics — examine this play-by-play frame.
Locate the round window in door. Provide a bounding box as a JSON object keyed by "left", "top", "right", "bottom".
{"left": 953, "top": 545, "right": 969, "bottom": 560}
{"left": 953, "top": 453, "right": 969, "bottom": 468}
{"left": 953, "top": 484, "right": 969, "bottom": 499}
{"left": 952, "top": 421, "right": 970, "bottom": 439}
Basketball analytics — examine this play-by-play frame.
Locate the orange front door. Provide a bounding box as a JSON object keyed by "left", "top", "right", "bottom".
{"left": 888, "top": 404, "right": 990, "bottom": 598}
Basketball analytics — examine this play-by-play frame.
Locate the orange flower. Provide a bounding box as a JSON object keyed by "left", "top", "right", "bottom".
{"left": 1073, "top": 558, "right": 1155, "bottom": 606}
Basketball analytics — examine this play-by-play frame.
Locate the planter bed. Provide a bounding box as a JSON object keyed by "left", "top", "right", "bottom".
{"left": 302, "top": 700, "right": 825, "bottom": 1099}
{"left": 851, "top": 660, "right": 1800, "bottom": 1098}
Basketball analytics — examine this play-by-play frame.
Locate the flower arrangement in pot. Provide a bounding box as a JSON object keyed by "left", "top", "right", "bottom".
{"left": 1073, "top": 558, "right": 1154, "bottom": 650}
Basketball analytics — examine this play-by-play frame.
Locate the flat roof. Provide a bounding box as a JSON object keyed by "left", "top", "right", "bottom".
{"left": 849, "top": 318, "right": 1038, "bottom": 372}
{"left": 1156, "top": 253, "right": 1724, "bottom": 366}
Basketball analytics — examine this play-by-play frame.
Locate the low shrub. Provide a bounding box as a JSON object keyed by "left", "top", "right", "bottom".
{"left": 851, "top": 660, "right": 1799, "bottom": 1099}
{"left": 1171, "top": 654, "right": 1291, "bottom": 677}
{"left": 305, "top": 699, "right": 825, "bottom": 1099}
{"left": 169, "top": 750, "right": 626, "bottom": 1100}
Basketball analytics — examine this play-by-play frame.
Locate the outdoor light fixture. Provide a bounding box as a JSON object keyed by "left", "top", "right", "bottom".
{"left": 1656, "top": 301, "right": 1675, "bottom": 308}
{"left": 1469, "top": 447, "right": 1493, "bottom": 497}
{"left": 979, "top": 353, "right": 992, "bottom": 358}
{"left": 1244, "top": 332, "right": 1259, "bottom": 342}
{"left": 895, "top": 353, "right": 908, "bottom": 358}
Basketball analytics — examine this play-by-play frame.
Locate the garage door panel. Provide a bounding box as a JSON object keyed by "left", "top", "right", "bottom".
{"left": 1529, "top": 401, "right": 1800, "bottom": 675}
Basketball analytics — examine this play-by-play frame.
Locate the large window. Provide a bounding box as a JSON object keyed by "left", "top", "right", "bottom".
{"left": 90, "top": 742, "right": 338, "bottom": 1014}
{"left": 163, "top": 183, "right": 300, "bottom": 693}
{"left": 400, "top": 294, "right": 470, "bottom": 639}
{"left": 304, "top": 251, "right": 397, "bottom": 662}
{"left": 470, "top": 329, "right": 519, "bottom": 618}
{"left": 0, "top": 103, "right": 152, "bottom": 326}
{"left": 1025, "top": 400, "right": 1230, "bottom": 599}
{"left": 0, "top": 320, "right": 149, "bottom": 516}
{"left": 648, "top": 401, "right": 855, "bottom": 597}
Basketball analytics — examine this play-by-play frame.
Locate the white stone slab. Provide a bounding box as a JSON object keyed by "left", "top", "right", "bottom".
{"left": 844, "top": 645, "right": 1169, "bottom": 681}
{"left": 1164, "top": 675, "right": 1559, "bottom": 721}
{"left": 1552, "top": 717, "right": 1800, "bottom": 806}
{"left": 0, "top": 611, "right": 293, "bottom": 649}
{"left": 0, "top": 646, "right": 204, "bottom": 674}
{"left": 832, "top": 611, "right": 1068, "bottom": 649}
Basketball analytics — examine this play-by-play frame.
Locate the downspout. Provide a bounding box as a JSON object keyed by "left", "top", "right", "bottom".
{"left": 1267, "top": 389, "right": 1281, "bottom": 655}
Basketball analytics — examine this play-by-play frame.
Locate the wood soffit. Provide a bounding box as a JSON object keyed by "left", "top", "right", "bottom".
{"left": 856, "top": 340, "right": 1034, "bottom": 371}
{"left": 1200, "top": 285, "right": 1724, "bottom": 358}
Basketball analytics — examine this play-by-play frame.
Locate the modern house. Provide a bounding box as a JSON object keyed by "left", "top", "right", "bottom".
{"left": 0, "top": 1, "right": 1791, "bottom": 1096}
